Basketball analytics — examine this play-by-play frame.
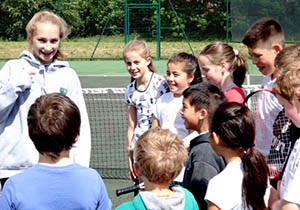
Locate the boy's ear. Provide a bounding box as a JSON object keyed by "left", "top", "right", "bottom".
{"left": 272, "top": 44, "right": 283, "bottom": 54}
{"left": 133, "top": 163, "right": 142, "bottom": 177}
{"left": 294, "top": 89, "right": 300, "bottom": 112}
{"left": 198, "top": 108, "right": 208, "bottom": 120}
{"left": 295, "top": 89, "right": 300, "bottom": 100}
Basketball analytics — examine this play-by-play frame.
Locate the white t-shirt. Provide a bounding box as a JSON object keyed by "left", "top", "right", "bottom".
{"left": 205, "top": 161, "right": 270, "bottom": 210}
{"left": 280, "top": 138, "right": 300, "bottom": 205}
{"left": 255, "top": 75, "right": 282, "bottom": 156}
{"left": 205, "top": 161, "right": 246, "bottom": 210}
{"left": 153, "top": 92, "right": 189, "bottom": 139}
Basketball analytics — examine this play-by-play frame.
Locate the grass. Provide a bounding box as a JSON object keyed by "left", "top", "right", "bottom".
{"left": 0, "top": 35, "right": 250, "bottom": 60}
{"left": 0, "top": 35, "right": 260, "bottom": 75}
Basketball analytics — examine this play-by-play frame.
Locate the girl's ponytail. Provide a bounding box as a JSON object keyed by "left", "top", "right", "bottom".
{"left": 231, "top": 52, "right": 247, "bottom": 88}
{"left": 211, "top": 102, "right": 269, "bottom": 210}
{"left": 242, "top": 147, "right": 269, "bottom": 210}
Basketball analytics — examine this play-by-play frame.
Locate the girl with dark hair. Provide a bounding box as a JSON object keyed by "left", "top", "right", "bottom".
{"left": 205, "top": 102, "right": 270, "bottom": 210}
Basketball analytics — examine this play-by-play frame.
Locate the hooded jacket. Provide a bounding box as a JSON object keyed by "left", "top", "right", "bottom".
{"left": 116, "top": 186, "right": 199, "bottom": 210}
{"left": 0, "top": 51, "right": 91, "bottom": 178}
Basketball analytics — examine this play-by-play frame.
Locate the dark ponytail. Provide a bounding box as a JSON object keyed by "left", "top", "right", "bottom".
{"left": 242, "top": 147, "right": 269, "bottom": 210}
{"left": 232, "top": 52, "right": 247, "bottom": 87}
{"left": 211, "top": 102, "right": 269, "bottom": 210}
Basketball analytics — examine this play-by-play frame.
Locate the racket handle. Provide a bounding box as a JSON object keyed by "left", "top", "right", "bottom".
{"left": 116, "top": 184, "right": 140, "bottom": 196}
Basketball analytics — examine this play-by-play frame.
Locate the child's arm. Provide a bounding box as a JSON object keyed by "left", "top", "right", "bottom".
{"left": 151, "top": 116, "right": 160, "bottom": 128}
{"left": 127, "top": 104, "right": 137, "bottom": 182}
{"left": 269, "top": 184, "right": 300, "bottom": 210}
{"left": 0, "top": 60, "right": 33, "bottom": 129}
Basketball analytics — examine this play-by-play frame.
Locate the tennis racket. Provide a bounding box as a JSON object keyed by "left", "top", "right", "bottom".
{"left": 116, "top": 182, "right": 145, "bottom": 197}
{"left": 243, "top": 88, "right": 293, "bottom": 178}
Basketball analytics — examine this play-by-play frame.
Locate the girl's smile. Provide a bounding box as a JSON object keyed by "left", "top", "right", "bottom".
{"left": 29, "top": 22, "right": 60, "bottom": 64}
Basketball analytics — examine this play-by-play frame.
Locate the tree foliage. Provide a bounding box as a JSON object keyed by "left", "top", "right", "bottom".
{"left": 2, "top": 0, "right": 298, "bottom": 42}
{"left": 231, "top": 0, "right": 300, "bottom": 42}
{"left": 0, "top": 0, "right": 227, "bottom": 40}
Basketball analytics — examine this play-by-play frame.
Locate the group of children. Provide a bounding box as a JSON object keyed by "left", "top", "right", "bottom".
{"left": 0, "top": 9, "right": 299, "bottom": 210}
{"left": 120, "top": 17, "right": 300, "bottom": 210}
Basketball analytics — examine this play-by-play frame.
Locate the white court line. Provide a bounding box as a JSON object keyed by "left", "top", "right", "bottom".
{"left": 79, "top": 75, "right": 129, "bottom": 77}
{"left": 86, "top": 99, "right": 123, "bottom": 101}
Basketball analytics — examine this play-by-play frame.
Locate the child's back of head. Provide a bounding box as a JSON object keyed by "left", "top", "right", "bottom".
{"left": 275, "top": 44, "right": 300, "bottom": 71}
{"left": 242, "top": 18, "right": 285, "bottom": 48}
{"left": 134, "top": 127, "right": 187, "bottom": 184}
{"left": 273, "top": 60, "right": 300, "bottom": 104}
{"left": 27, "top": 93, "right": 80, "bottom": 161}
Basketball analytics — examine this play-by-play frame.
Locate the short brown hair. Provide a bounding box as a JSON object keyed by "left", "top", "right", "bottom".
{"left": 27, "top": 93, "right": 81, "bottom": 160}
{"left": 275, "top": 44, "right": 300, "bottom": 71}
{"left": 242, "top": 18, "right": 285, "bottom": 48}
{"left": 134, "top": 127, "right": 187, "bottom": 184}
{"left": 273, "top": 61, "right": 300, "bottom": 104}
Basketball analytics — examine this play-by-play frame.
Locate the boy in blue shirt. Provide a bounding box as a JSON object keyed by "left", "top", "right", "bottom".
{"left": 181, "top": 82, "right": 226, "bottom": 209}
{"left": 0, "top": 93, "right": 111, "bottom": 210}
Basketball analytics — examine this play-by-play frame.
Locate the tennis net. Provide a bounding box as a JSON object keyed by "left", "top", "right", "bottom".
{"left": 83, "top": 88, "right": 129, "bottom": 179}
{"left": 83, "top": 85, "right": 263, "bottom": 180}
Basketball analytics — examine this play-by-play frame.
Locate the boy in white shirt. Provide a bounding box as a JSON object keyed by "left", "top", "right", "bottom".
{"left": 242, "top": 18, "right": 285, "bottom": 157}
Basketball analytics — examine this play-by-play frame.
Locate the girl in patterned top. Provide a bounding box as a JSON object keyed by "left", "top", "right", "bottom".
{"left": 123, "top": 39, "right": 169, "bottom": 182}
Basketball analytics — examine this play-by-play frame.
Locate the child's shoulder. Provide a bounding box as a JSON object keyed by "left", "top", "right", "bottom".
{"left": 152, "top": 72, "right": 165, "bottom": 80}
{"left": 174, "top": 186, "right": 199, "bottom": 210}
{"left": 115, "top": 194, "right": 145, "bottom": 210}
{"left": 2, "top": 57, "right": 28, "bottom": 69}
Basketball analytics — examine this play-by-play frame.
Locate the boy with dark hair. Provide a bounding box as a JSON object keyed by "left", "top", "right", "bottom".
{"left": 116, "top": 127, "right": 199, "bottom": 210}
{"left": 0, "top": 93, "right": 111, "bottom": 210}
{"left": 181, "top": 82, "right": 226, "bottom": 209}
{"left": 242, "top": 18, "right": 285, "bottom": 158}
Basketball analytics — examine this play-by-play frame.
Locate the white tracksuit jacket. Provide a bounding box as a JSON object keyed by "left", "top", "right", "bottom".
{"left": 0, "top": 51, "right": 91, "bottom": 178}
